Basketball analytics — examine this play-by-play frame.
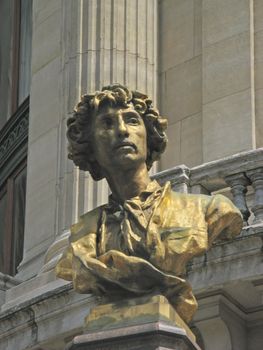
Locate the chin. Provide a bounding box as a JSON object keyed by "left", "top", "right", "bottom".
{"left": 112, "top": 154, "right": 145, "bottom": 168}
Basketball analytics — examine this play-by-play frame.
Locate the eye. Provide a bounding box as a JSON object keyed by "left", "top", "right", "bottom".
{"left": 126, "top": 114, "right": 140, "bottom": 125}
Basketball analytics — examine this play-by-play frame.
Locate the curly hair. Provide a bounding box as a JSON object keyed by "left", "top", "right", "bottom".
{"left": 67, "top": 84, "right": 168, "bottom": 180}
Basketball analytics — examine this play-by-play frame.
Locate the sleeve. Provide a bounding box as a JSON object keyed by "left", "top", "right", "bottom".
{"left": 205, "top": 194, "right": 243, "bottom": 247}
{"left": 55, "top": 245, "right": 74, "bottom": 281}
{"left": 55, "top": 215, "right": 98, "bottom": 282}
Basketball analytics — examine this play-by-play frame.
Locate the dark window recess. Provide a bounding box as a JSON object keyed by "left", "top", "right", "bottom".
{"left": 0, "top": 191, "right": 8, "bottom": 272}
{"left": 0, "top": 0, "right": 32, "bottom": 275}
{"left": 12, "top": 163, "right": 27, "bottom": 273}
{"left": 0, "top": 98, "right": 29, "bottom": 275}
{"left": 0, "top": 0, "right": 32, "bottom": 126}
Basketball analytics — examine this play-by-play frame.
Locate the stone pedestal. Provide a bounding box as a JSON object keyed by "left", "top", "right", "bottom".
{"left": 65, "top": 295, "right": 201, "bottom": 350}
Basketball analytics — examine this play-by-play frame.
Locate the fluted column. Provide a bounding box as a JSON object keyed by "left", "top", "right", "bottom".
{"left": 42, "top": 0, "right": 159, "bottom": 273}
{"left": 65, "top": 0, "right": 158, "bottom": 219}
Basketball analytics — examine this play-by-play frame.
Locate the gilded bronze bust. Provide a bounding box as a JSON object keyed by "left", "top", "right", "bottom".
{"left": 56, "top": 84, "right": 242, "bottom": 323}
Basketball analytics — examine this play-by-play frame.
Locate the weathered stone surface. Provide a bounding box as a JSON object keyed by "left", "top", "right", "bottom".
{"left": 255, "top": 0, "right": 263, "bottom": 33}
{"left": 160, "top": 0, "right": 195, "bottom": 70}
{"left": 0, "top": 274, "right": 20, "bottom": 308}
{"left": 255, "top": 88, "right": 263, "bottom": 147}
{"left": 202, "top": 0, "right": 250, "bottom": 47}
{"left": 255, "top": 30, "right": 263, "bottom": 90}
{"left": 84, "top": 295, "right": 195, "bottom": 342}
{"left": 31, "top": 8, "right": 61, "bottom": 74}
{"left": 203, "top": 32, "right": 251, "bottom": 104}
{"left": 165, "top": 56, "right": 202, "bottom": 123}
{"left": 202, "top": 90, "right": 254, "bottom": 162}
{"left": 181, "top": 113, "right": 203, "bottom": 167}
{"left": 160, "top": 122, "right": 181, "bottom": 170}
{"left": 30, "top": 57, "right": 61, "bottom": 143}
{"left": 66, "top": 322, "right": 200, "bottom": 350}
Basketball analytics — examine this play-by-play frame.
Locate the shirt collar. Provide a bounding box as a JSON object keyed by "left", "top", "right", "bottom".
{"left": 106, "top": 180, "right": 162, "bottom": 212}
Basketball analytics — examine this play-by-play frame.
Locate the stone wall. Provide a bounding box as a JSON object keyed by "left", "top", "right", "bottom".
{"left": 159, "top": 0, "right": 263, "bottom": 168}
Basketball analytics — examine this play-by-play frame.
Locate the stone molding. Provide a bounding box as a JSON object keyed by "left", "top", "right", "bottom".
{"left": 0, "top": 97, "right": 29, "bottom": 186}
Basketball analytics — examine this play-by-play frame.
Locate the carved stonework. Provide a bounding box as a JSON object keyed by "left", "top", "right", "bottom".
{"left": 225, "top": 173, "right": 250, "bottom": 223}
{"left": 0, "top": 97, "right": 29, "bottom": 169}
{"left": 247, "top": 168, "right": 263, "bottom": 224}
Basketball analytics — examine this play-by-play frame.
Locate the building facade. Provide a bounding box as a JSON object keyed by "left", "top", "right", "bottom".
{"left": 0, "top": 1, "right": 263, "bottom": 349}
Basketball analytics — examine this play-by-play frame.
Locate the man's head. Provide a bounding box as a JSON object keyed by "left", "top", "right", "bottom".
{"left": 67, "top": 84, "right": 168, "bottom": 180}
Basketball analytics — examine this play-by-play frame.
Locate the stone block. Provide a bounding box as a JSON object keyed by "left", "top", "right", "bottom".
{"left": 194, "top": 0, "right": 202, "bottom": 56}
{"left": 202, "top": 0, "right": 250, "bottom": 47}
{"left": 160, "top": 121, "right": 181, "bottom": 171}
{"left": 255, "top": 30, "right": 263, "bottom": 90}
{"left": 189, "top": 236, "right": 263, "bottom": 289}
{"left": 126, "top": 0, "right": 137, "bottom": 54}
{"left": 165, "top": 56, "right": 202, "bottom": 123}
{"left": 203, "top": 32, "right": 251, "bottom": 104}
{"left": 255, "top": 88, "right": 263, "bottom": 148}
{"left": 66, "top": 323, "right": 200, "bottom": 350}
{"left": 202, "top": 89, "right": 254, "bottom": 162}
{"left": 23, "top": 178, "right": 57, "bottom": 255}
{"left": 160, "top": 0, "right": 194, "bottom": 71}
{"left": 27, "top": 127, "right": 58, "bottom": 191}
{"left": 32, "top": 7, "right": 61, "bottom": 74}
{"left": 66, "top": 295, "right": 200, "bottom": 350}
{"left": 248, "top": 326, "right": 263, "bottom": 350}
{"left": 255, "top": 0, "right": 263, "bottom": 33}
{"left": 30, "top": 57, "right": 61, "bottom": 143}
{"left": 81, "top": 0, "right": 97, "bottom": 52}
{"left": 67, "top": 55, "right": 82, "bottom": 112}
{"left": 33, "top": 0, "right": 60, "bottom": 26}
{"left": 181, "top": 113, "right": 203, "bottom": 167}
{"left": 126, "top": 53, "right": 138, "bottom": 90}
{"left": 3, "top": 270, "right": 62, "bottom": 309}
{"left": 137, "top": 57, "right": 148, "bottom": 92}
{"left": 136, "top": 0, "right": 147, "bottom": 59}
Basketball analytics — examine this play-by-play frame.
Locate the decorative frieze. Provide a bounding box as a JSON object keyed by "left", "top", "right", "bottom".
{"left": 0, "top": 97, "right": 29, "bottom": 171}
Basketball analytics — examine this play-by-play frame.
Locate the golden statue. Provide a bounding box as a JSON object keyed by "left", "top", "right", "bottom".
{"left": 56, "top": 84, "right": 243, "bottom": 324}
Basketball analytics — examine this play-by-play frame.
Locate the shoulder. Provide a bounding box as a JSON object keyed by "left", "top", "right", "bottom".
{"left": 168, "top": 189, "right": 237, "bottom": 212}
{"left": 168, "top": 189, "right": 212, "bottom": 210}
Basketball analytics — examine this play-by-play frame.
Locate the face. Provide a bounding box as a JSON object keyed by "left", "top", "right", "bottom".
{"left": 92, "top": 105, "right": 147, "bottom": 173}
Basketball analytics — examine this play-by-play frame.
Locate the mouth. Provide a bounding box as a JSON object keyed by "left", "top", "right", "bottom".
{"left": 114, "top": 142, "right": 137, "bottom": 151}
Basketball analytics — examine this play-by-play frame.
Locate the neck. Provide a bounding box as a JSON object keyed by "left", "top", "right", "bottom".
{"left": 104, "top": 163, "right": 151, "bottom": 203}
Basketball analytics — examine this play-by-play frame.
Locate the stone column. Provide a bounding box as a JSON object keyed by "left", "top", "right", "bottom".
{"left": 154, "top": 165, "right": 190, "bottom": 193}
{"left": 194, "top": 295, "right": 247, "bottom": 350}
{"left": 38, "top": 0, "right": 159, "bottom": 275}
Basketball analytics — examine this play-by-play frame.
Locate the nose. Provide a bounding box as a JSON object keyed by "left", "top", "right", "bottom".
{"left": 116, "top": 116, "right": 129, "bottom": 138}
